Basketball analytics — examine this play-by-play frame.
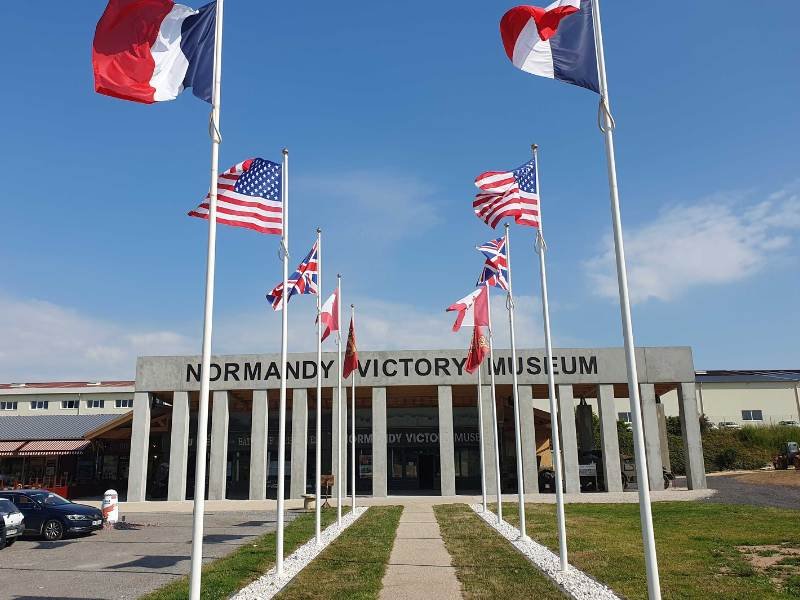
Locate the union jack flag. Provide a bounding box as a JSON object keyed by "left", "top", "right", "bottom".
{"left": 475, "top": 237, "right": 509, "bottom": 291}
{"left": 266, "top": 241, "right": 319, "bottom": 310}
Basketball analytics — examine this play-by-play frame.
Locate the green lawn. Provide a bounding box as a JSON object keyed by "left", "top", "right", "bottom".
{"left": 276, "top": 506, "right": 403, "bottom": 600}
{"left": 499, "top": 501, "right": 800, "bottom": 600}
{"left": 142, "top": 507, "right": 348, "bottom": 600}
{"left": 434, "top": 504, "right": 566, "bottom": 599}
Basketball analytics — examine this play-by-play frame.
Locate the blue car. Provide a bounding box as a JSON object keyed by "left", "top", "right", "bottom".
{"left": 0, "top": 490, "right": 103, "bottom": 541}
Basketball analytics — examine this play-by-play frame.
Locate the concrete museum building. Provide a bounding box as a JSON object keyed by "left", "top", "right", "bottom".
{"left": 16, "top": 345, "right": 798, "bottom": 501}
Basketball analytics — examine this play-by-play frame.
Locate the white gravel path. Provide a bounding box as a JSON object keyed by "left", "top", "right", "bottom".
{"left": 232, "top": 506, "right": 368, "bottom": 600}
{"left": 471, "top": 504, "right": 621, "bottom": 600}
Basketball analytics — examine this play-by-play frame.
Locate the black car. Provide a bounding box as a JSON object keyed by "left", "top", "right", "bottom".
{"left": 0, "top": 498, "right": 25, "bottom": 548}
{"left": 0, "top": 490, "right": 103, "bottom": 541}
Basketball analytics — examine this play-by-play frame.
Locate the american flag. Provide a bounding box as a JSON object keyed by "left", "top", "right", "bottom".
{"left": 473, "top": 157, "right": 539, "bottom": 229}
{"left": 189, "top": 157, "right": 282, "bottom": 235}
{"left": 266, "top": 241, "right": 319, "bottom": 310}
{"left": 476, "top": 237, "right": 509, "bottom": 290}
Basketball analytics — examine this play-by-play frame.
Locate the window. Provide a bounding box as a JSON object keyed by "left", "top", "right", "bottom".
{"left": 87, "top": 399, "right": 105, "bottom": 409}
{"left": 61, "top": 400, "right": 78, "bottom": 409}
{"left": 618, "top": 412, "right": 632, "bottom": 423}
{"left": 0, "top": 401, "right": 17, "bottom": 410}
{"left": 115, "top": 398, "right": 134, "bottom": 409}
{"left": 30, "top": 400, "right": 48, "bottom": 410}
{"left": 742, "top": 410, "right": 763, "bottom": 421}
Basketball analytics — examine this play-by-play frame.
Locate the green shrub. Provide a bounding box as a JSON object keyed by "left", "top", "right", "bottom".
{"left": 667, "top": 434, "right": 685, "bottom": 475}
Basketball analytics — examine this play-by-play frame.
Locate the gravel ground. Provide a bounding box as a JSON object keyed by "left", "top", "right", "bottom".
{"left": 232, "top": 506, "right": 367, "bottom": 600}
{"left": 693, "top": 473, "right": 800, "bottom": 510}
{"left": 472, "top": 505, "right": 621, "bottom": 600}
{"left": 0, "top": 510, "right": 294, "bottom": 600}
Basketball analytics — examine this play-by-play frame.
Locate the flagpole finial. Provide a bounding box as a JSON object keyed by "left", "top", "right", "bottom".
{"left": 316, "top": 227, "right": 321, "bottom": 234}
{"left": 504, "top": 223, "right": 510, "bottom": 230}
{"left": 282, "top": 148, "right": 288, "bottom": 156}
{"left": 531, "top": 143, "right": 538, "bottom": 152}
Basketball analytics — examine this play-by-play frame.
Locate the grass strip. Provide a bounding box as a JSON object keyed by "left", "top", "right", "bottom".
{"left": 276, "top": 505, "right": 403, "bottom": 600}
{"left": 143, "top": 506, "right": 348, "bottom": 600}
{"left": 434, "top": 504, "right": 566, "bottom": 599}
{"left": 499, "top": 501, "right": 800, "bottom": 600}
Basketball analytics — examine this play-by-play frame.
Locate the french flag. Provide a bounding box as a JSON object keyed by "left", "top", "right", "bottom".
{"left": 500, "top": 0, "right": 599, "bottom": 93}
{"left": 92, "top": 0, "right": 216, "bottom": 104}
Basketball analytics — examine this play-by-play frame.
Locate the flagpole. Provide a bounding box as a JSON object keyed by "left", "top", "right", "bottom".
{"left": 315, "top": 228, "right": 323, "bottom": 544}
{"left": 336, "top": 274, "right": 343, "bottom": 526}
{"left": 532, "top": 144, "right": 568, "bottom": 571}
{"left": 477, "top": 367, "right": 488, "bottom": 513}
{"left": 188, "top": 0, "right": 224, "bottom": 598}
{"left": 350, "top": 304, "right": 357, "bottom": 512}
{"left": 275, "top": 148, "right": 290, "bottom": 575}
{"left": 485, "top": 283, "right": 503, "bottom": 523}
{"left": 504, "top": 223, "right": 529, "bottom": 542}
{"left": 592, "top": 1, "right": 660, "bottom": 598}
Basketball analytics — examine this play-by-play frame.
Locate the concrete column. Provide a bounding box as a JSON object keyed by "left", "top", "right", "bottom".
{"left": 640, "top": 384, "right": 664, "bottom": 490}
{"left": 126, "top": 392, "right": 151, "bottom": 502}
{"left": 208, "top": 391, "right": 230, "bottom": 500}
{"left": 480, "top": 385, "right": 498, "bottom": 496}
{"left": 249, "top": 390, "right": 269, "bottom": 500}
{"left": 331, "top": 387, "right": 343, "bottom": 500}
{"left": 437, "top": 386, "right": 456, "bottom": 496}
{"left": 290, "top": 390, "right": 308, "bottom": 498}
{"left": 519, "top": 385, "right": 539, "bottom": 496}
{"left": 678, "top": 382, "right": 707, "bottom": 489}
{"left": 372, "top": 387, "right": 387, "bottom": 497}
{"left": 557, "top": 385, "right": 580, "bottom": 494}
{"left": 597, "top": 385, "right": 623, "bottom": 492}
{"left": 167, "top": 391, "right": 190, "bottom": 501}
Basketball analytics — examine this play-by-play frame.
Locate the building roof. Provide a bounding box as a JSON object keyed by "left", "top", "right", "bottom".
{"left": 0, "top": 414, "right": 121, "bottom": 441}
{"left": 0, "top": 381, "right": 134, "bottom": 390}
{"left": 696, "top": 370, "right": 800, "bottom": 383}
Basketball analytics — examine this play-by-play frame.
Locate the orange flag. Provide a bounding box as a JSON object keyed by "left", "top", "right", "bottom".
{"left": 465, "top": 325, "right": 489, "bottom": 374}
{"left": 343, "top": 316, "right": 358, "bottom": 379}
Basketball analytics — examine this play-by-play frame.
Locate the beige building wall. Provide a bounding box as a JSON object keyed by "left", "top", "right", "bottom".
{"left": 0, "top": 388, "right": 135, "bottom": 417}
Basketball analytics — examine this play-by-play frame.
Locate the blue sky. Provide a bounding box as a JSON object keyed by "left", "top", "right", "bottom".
{"left": 1, "top": 1, "right": 798, "bottom": 380}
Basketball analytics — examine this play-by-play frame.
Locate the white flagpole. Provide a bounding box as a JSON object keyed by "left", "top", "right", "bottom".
{"left": 504, "top": 223, "right": 529, "bottom": 542}
{"left": 188, "top": 1, "right": 224, "bottom": 598}
{"left": 592, "top": 1, "right": 661, "bottom": 597}
{"left": 485, "top": 283, "right": 503, "bottom": 523}
{"left": 275, "top": 148, "right": 290, "bottom": 575}
{"left": 532, "top": 144, "right": 568, "bottom": 571}
{"left": 350, "top": 304, "right": 357, "bottom": 511}
{"left": 315, "top": 228, "right": 322, "bottom": 544}
{"left": 476, "top": 367, "right": 487, "bottom": 513}
{"left": 336, "top": 274, "right": 343, "bottom": 526}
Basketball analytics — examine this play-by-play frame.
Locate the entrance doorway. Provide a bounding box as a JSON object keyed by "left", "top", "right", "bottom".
{"left": 388, "top": 446, "right": 440, "bottom": 494}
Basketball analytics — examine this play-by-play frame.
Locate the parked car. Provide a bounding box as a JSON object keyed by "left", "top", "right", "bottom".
{"left": 0, "top": 498, "right": 24, "bottom": 548}
{"left": 717, "top": 421, "right": 741, "bottom": 430}
{"left": 0, "top": 490, "right": 103, "bottom": 541}
{"left": 779, "top": 420, "right": 800, "bottom": 427}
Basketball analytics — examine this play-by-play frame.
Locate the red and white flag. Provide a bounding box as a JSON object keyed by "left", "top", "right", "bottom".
{"left": 446, "top": 286, "right": 489, "bottom": 332}
{"left": 318, "top": 290, "right": 339, "bottom": 342}
{"left": 465, "top": 326, "right": 490, "bottom": 374}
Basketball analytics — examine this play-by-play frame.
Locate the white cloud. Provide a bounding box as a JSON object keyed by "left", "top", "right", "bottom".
{"left": 0, "top": 291, "right": 545, "bottom": 381}
{"left": 585, "top": 183, "right": 800, "bottom": 303}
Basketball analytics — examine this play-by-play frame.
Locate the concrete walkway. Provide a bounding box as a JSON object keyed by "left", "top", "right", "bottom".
{"left": 379, "top": 504, "right": 463, "bottom": 600}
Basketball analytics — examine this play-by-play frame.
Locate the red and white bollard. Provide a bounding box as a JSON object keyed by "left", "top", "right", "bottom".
{"left": 102, "top": 489, "right": 119, "bottom": 526}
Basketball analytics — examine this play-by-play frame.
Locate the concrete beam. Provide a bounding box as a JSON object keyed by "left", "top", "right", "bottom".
{"left": 597, "top": 384, "right": 622, "bottom": 492}
{"left": 438, "top": 386, "right": 456, "bottom": 496}
{"left": 126, "top": 392, "right": 151, "bottom": 502}
{"left": 249, "top": 390, "right": 269, "bottom": 500}
{"left": 678, "top": 382, "right": 707, "bottom": 489}
{"left": 372, "top": 387, "right": 387, "bottom": 497}
{"left": 290, "top": 390, "right": 308, "bottom": 498}
{"left": 557, "top": 385, "right": 580, "bottom": 494}
{"left": 208, "top": 391, "right": 230, "bottom": 500}
{"left": 480, "top": 385, "right": 499, "bottom": 496}
{"left": 640, "top": 384, "right": 664, "bottom": 491}
{"left": 167, "top": 391, "right": 190, "bottom": 501}
{"left": 518, "top": 385, "right": 539, "bottom": 496}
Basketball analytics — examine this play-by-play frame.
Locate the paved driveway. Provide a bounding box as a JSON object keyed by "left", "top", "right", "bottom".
{"left": 700, "top": 472, "right": 800, "bottom": 510}
{"left": 0, "top": 510, "right": 294, "bottom": 600}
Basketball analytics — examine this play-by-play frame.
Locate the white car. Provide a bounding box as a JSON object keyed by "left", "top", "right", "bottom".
{"left": 0, "top": 498, "right": 24, "bottom": 548}
{"left": 779, "top": 420, "right": 800, "bottom": 427}
{"left": 717, "top": 421, "right": 741, "bottom": 430}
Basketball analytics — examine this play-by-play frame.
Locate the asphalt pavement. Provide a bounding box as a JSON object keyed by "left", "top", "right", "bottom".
{"left": 699, "top": 472, "right": 800, "bottom": 510}
{"left": 0, "top": 509, "right": 294, "bottom": 600}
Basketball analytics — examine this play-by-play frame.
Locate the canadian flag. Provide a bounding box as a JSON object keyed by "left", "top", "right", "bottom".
{"left": 446, "top": 286, "right": 489, "bottom": 332}
{"left": 318, "top": 289, "right": 339, "bottom": 342}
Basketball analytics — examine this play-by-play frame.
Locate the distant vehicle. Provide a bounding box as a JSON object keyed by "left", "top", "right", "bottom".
{"left": 773, "top": 442, "right": 800, "bottom": 470}
{"left": 0, "top": 490, "right": 103, "bottom": 541}
{"left": 779, "top": 420, "right": 800, "bottom": 427}
{"left": 0, "top": 497, "right": 24, "bottom": 548}
{"left": 717, "top": 421, "right": 741, "bottom": 430}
